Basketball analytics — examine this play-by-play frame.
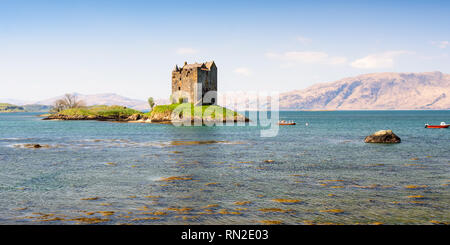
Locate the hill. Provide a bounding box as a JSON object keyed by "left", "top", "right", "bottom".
{"left": 0, "top": 98, "right": 33, "bottom": 105}
{"left": 0, "top": 103, "right": 25, "bottom": 112}
{"left": 22, "top": 104, "right": 52, "bottom": 112}
{"left": 278, "top": 71, "right": 450, "bottom": 110}
{"left": 219, "top": 71, "right": 450, "bottom": 110}
{"left": 0, "top": 103, "right": 52, "bottom": 113}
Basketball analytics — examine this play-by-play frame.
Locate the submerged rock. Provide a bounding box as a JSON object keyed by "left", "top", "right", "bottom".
{"left": 16, "top": 144, "right": 52, "bottom": 149}
{"left": 364, "top": 130, "right": 401, "bottom": 143}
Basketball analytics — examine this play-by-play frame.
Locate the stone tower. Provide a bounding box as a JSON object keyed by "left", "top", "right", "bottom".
{"left": 171, "top": 61, "right": 217, "bottom": 106}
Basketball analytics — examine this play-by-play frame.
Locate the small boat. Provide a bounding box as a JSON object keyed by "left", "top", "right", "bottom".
{"left": 278, "top": 120, "right": 296, "bottom": 126}
{"left": 425, "top": 122, "right": 449, "bottom": 128}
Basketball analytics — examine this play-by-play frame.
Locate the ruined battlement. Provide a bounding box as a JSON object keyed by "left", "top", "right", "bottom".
{"left": 171, "top": 61, "right": 217, "bottom": 106}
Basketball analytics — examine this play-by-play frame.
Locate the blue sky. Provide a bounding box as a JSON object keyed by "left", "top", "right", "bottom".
{"left": 1, "top": 0, "right": 449, "bottom": 101}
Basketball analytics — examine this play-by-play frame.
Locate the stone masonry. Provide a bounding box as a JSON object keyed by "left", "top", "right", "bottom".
{"left": 171, "top": 61, "right": 217, "bottom": 106}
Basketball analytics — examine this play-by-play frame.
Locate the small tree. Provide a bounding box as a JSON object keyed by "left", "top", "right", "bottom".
{"left": 148, "top": 97, "right": 155, "bottom": 110}
{"left": 51, "top": 93, "right": 85, "bottom": 113}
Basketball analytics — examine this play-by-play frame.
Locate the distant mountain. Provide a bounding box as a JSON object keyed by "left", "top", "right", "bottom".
{"left": 0, "top": 98, "right": 33, "bottom": 105}
{"left": 219, "top": 71, "right": 450, "bottom": 110}
{"left": 22, "top": 104, "right": 52, "bottom": 112}
{"left": 4, "top": 71, "right": 449, "bottom": 112}
{"left": 279, "top": 71, "right": 450, "bottom": 110}
{"left": 34, "top": 93, "right": 169, "bottom": 111}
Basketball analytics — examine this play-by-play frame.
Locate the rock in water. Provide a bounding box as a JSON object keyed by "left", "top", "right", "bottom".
{"left": 22, "top": 144, "right": 47, "bottom": 148}
{"left": 364, "top": 130, "right": 401, "bottom": 143}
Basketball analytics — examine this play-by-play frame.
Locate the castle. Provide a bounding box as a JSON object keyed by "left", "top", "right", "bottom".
{"left": 171, "top": 61, "right": 217, "bottom": 106}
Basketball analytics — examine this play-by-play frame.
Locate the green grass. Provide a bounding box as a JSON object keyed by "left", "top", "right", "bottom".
{"left": 150, "top": 103, "right": 238, "bottom": 119}
{"left": 198, "top": 104, "right": 238, "bottom": 119}
{"left": 57, "top": 105, "right": 143, "bottom": 118}
{"left": 149, "top": 103, "right": 183, "bottom": 115}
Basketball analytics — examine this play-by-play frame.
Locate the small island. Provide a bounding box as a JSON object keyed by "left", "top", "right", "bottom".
{"left": 43, "top": 103, "right": 248, "bottom": 123}
{"left": 42, "top": 61, "right": 248, "bottom": 124}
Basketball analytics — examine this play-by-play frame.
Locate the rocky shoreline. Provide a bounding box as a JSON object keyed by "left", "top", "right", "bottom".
{"left": 42, "top": 114, "right": 144, "bottom": 122}
{"left": 42, "top": 112, "right": 249, "bottom": 124}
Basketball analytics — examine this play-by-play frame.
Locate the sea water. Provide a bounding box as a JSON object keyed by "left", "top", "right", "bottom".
{"left": 0, "top": 111, "right": 449, "bottom": 224}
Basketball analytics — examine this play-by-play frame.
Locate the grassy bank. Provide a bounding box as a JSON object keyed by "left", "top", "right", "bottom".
{"left": 56, "top": 105, "right": 143, "bottom": 118}
{"left": 149, "top": 103, "right": 238, "bottom": 119}
{"left": 47, "top": 103, "right": 244, "bottom": 122}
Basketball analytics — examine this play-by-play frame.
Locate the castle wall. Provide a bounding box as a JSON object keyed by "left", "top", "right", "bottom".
{"left": 171, "top": 68, "right": 197, "bottom": 104}
{"left": 171, "top": 62, "right": 217, "bottom": 106}
{"left": 197, "top": 67, "right": 217, "bottom": 105}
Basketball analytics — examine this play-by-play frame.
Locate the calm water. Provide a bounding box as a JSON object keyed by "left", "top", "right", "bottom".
{"left": 0, "top": 111, "right": 449, "bottom": 225}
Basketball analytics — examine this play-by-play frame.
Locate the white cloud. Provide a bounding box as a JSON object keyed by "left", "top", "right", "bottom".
{"left": 266, "top": 51, "right": 347, "bottom": 65}
{"left": 176, "top": 48, "right": 198, "bottom": 55}
{"left": 431, "top": 41, "right": 449, "bottom": 49}
{"left": 350, "top": 50, "right": 413, "bottom": 69}
{"left": 296, "top": 36, "right": 312, "bottom": 45}
{"left": 233, "top": 67, "right": 252, "bottom": 76}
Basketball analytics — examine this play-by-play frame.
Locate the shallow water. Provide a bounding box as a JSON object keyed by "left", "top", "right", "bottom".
{"left": 0, "top": 111, "right": 449, "bottom": 225}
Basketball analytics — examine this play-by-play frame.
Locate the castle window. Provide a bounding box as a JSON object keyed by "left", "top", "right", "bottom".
{"left": 178, "top": 87, "right": 181, "bottom": 91}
